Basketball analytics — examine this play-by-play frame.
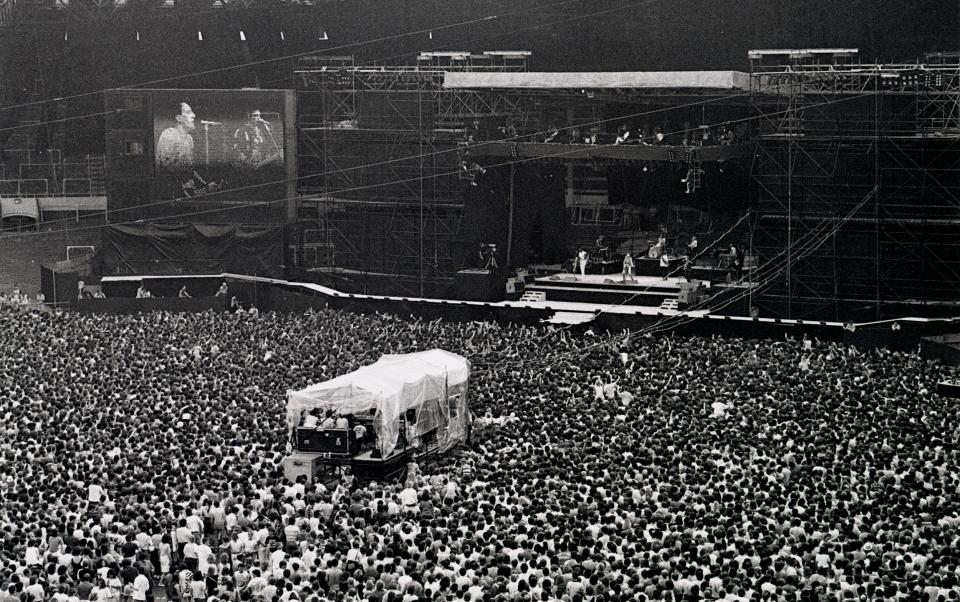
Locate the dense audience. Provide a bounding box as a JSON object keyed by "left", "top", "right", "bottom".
{"left": 1, "top": 307, "right": 959, "bottom": 602}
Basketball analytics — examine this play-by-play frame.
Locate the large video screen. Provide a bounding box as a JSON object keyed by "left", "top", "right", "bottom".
{"left": 151, "top": 89, "right": 288, "bottom": 202}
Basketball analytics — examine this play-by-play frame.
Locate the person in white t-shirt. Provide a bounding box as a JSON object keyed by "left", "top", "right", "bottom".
{"left": 87, "top": 483, "right": 107, "bottom": 505}
{"left": 711, "top": 400, "right": 730, "bottom": 418}
{"left": 398, "top": 486, "right": 419, "bottom": 515}
{"left": 131, "top": 572, "right": 150, "bottom": 602}
{"left": 194, "top": 542, "right": 212, "bottom": 575}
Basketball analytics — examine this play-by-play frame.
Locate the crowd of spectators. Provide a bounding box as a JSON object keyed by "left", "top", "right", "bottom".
{"left": 1, "top": 306, "right": 959, "bottom": 602}
{"left": 0, "top": 285, "right": 39, "bottom": 309}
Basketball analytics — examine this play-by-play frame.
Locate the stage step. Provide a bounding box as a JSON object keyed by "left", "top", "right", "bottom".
{"left": 659, "top": 298, "right": 680, "bottom": 311}
{"left": 520, "top": 291, "right": 546, "bottom": 302}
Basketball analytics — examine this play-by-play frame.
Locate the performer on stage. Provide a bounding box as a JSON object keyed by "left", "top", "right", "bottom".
{"left": 647, "top": 240, "right": 662, "bottom": 260}
{"left": 577, "top": 249, "right": 588, "bottom": 278}
{"left": 595, "top": 235, "right": 609, "bottom": 262}
{"left": 621, "top": 253, "right": 634, "bottom": 283}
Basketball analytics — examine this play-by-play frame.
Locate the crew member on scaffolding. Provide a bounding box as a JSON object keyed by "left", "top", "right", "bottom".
{"left": 724, "top": 244, "right": 742, "bottom": 280}
{"left": 687, "top": 235, "right": 698, "bottom": 257}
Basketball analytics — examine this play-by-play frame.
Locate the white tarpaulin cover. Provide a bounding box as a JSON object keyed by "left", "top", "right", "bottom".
{"left": 545, "top": 311, "right": 597, "bottom": 325}
{"left": 286, "top": 349, "right": 470, "bottom": 458}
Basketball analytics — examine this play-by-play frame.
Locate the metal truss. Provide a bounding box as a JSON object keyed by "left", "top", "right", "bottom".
{"left": 298, "top": 198, "right": 465, "bottom": 296}
{"left": 916, "top": 52, "right": 960, "bottom": 136}
{"left": 749, "top": 49, "right": 960, "bottom": 320}
{"left": 296, "top": 56, "right": 531, "bottom": 294}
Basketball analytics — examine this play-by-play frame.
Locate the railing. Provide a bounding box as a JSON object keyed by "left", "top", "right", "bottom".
{"left": 2, "top": 148, "right": 61, "bottom": 166}
{"left": 0, "top": 178, "right": 102, "bottom": 197}
{"left": 0, "top": 179, "right": 49, "bottom": 197}
{"left": 0, "top": 1, "right": 13, "bottom": 25}
{"left": 62, "top": 178, "right": 93, "bottom": 196}
{"left": 0, "top": 146, "right": 105, "bottom": 192}
{"left": 568, "top": 205, "right": 622, "bottom": 226}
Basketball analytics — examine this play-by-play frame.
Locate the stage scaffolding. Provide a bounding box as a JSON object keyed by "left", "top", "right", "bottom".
{"left": 294, "top": 53, "right": 533, "bottom": 296}
{"left": 749, "top": 49, "right": 960, "bottom": 320}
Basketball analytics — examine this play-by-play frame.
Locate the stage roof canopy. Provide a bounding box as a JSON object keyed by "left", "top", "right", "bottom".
{"left": 444, "top": 70, "right": 751, "bottom": 91}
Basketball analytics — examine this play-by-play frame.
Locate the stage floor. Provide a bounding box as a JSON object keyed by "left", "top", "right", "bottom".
{"left": 532, "top": 273, "right": 708, "bottom": 289}
{"left": 103, "top": 272, "right": 711, "bottom": 319}
{"left": 504, "top": 298, "right": 710, "bottom": 317}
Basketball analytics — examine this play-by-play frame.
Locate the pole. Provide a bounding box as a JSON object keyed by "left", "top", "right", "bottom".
{"left": 419, "top": 84, "right": 424, "bottom": 297}
{"left": 204, "top": 124, "right": 211, "bottom": 166}
{"left": 506, "top": 162, "right": 516, "bottom": 267}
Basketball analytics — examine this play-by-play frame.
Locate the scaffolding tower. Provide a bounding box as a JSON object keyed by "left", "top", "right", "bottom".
{"left": 294, "top": 52, "right": 532, "bottom": 296}
{"left": 749, "top": 48, "right": 960, "bottom": 320}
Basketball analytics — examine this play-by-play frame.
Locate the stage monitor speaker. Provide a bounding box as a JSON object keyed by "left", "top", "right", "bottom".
{"left": 296, "top": 428, "right": 350, "bottom": 454}
{"left": 454, "top": 269, "right": 505, "bottom": 302}
{"left": 282, "top": 452, "right": 323, "bottom": 484}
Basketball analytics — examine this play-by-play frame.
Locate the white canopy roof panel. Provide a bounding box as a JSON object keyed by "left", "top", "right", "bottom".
{"left": 443, "top": 71, "right": 751, "bottom": 90}
{"left": 0, "top": 197, "right": 40, "bottom": 220}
